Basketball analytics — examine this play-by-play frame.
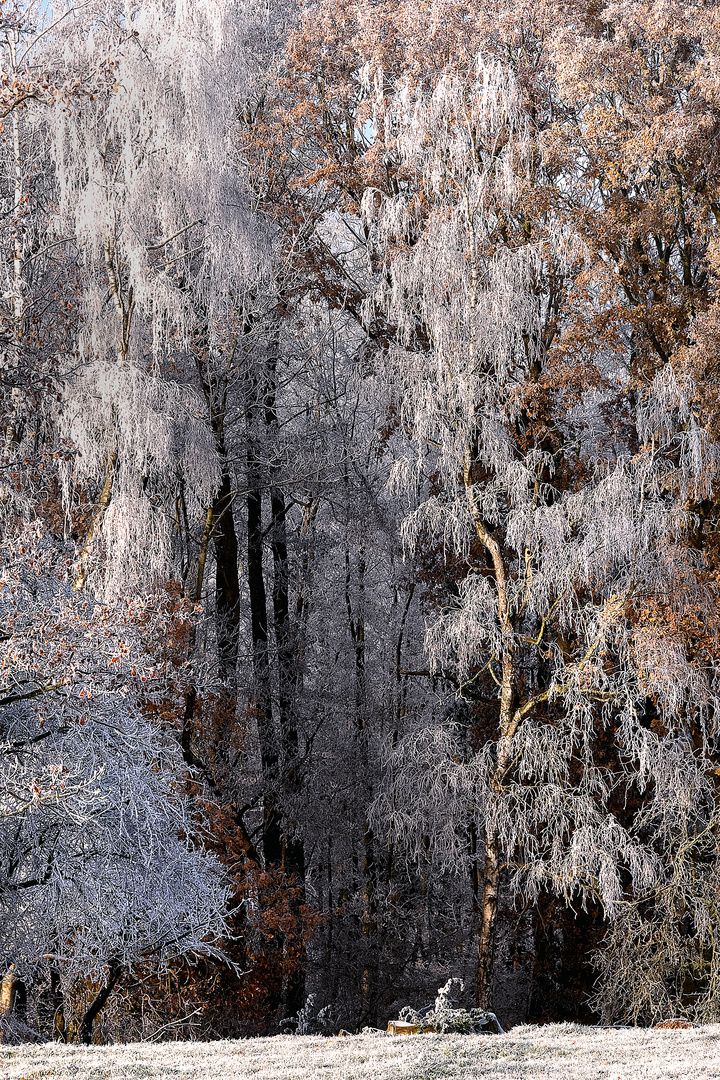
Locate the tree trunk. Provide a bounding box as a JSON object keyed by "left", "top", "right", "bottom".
{"left": 213, "top": 464, "right": 240, "bottom": 686}
{"left": 0, "top": 966, "right": 16, "bottom": 1016}
{"left": 469, "top": 818, "right": 481, "bottom": 921}
{"left": 360, "top": 818, "right": 376, "bottom": 1025}
{"left": 50, "top": 968, "right": 66, "bottom": 1043}
{"left": 194, "top": 349, "right": 240, "bottom": 691}
{"left": 74, "top": 449, "right": 117, "bottom": 591}
{"left": 180, "top": 504, "right": 212, "bottom": 757}
{"left": 271, "top": 485, "right": 292, "bottom": 752}
{"left": 78, "top": 960, "right": 122, "bottom": 1045}
{"left": 476, "top": 826, "right": 501, "bottom": 1009}
{"left": 464, "top": 449, "right": 516, "bottom": 1013}
{"left": 270, "top": 483, "right": 304, "bottom": 880}
{"left": 262, "top": 327, "right": 304, "bottom": 878}
{"left": 345, "top": 545, "right": 376, "bottom": 1022}
{"left": 247, "top": 479, "right": 281, "bottom": 866}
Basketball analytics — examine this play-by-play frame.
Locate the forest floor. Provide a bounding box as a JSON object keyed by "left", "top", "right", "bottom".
{"left": 0, "top": 1023, "right": 718, "bottom": 1079}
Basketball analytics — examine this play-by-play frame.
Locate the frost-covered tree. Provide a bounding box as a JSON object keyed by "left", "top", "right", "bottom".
{"left": 358, "top": 57, "right": 720, "bottom": 1009}
{"left": 5, "top": 0, "right": 720, "bottom": 1035}
{"left": 0, "top": 1, "right": 93, "bottom": 530}
{"left": 3, "top": 0, "right": 315, "bottom": 1011}
{"left": 36, "top": 0, "right": 276, "bottom": 603}
{"left": 0, "top": 525, "right": 230, "bottom": 1042}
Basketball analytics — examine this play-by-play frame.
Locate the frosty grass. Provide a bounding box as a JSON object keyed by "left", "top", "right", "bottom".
{"left": 1, "top": 1024, "right": 719, "bottom": 1079}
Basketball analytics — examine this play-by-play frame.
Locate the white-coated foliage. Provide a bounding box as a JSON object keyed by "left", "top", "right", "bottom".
{"left": 365, "top": 56, "right": 720, "bottom": 919}
{"left": 59, "top": 361, "right": 220, "bottom": 593}
{"left": 50, "top": 0, "right": 271, "bottom": 354}
{"left": 43, "top": 0, "right": 277, "bottom": 592}
{"left": 0, "top": 526, "right": 230, "bottom": 985}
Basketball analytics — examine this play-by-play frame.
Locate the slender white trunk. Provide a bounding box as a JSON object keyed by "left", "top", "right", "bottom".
{"left": 4, "top": 34, "right": 24, "bottom": 454}
{"left": 9, "top": 34, "right": 23, "bottom": 326}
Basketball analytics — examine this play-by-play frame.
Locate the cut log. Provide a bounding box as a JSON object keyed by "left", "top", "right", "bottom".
{"left": 387, "top": 1020, "right": 437, "bottom": 1035}
{"left": 0, "top": 967, "right": 16, "bottom": 1016}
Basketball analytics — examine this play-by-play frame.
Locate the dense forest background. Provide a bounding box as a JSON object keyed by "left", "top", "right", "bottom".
{"left": 2, "top": 0, "right": 720, "bottom": 1044}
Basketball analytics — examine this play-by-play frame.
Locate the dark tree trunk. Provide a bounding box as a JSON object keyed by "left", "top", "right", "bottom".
{"left": 50, "top": 968, "right": 66, "bottom": 1043}
{"left": 213, "top": 464, "right": 240, "bottom": 687}
{"left": 271, "top": 484, "right": 305, "bottom": 1021}
{"left": 271, "top": 485, "right": 292, "bottom": 747}
{"left": 78, "top": 959, "right": 122, "bottom": 1045}
{"left": 345, "top": 546, "right": 376, "bottom": 1024}
{"left": 194, "top": 349, "right": 241, "bottom": 691}
{"left": 247, "top": 477, "right": 282, "bottom": 867}
{"left": 270, "top": 483, "right": 304, "bottom": 880}
{"left": 528, "top": 895, "right": 604, "bottom": 1024}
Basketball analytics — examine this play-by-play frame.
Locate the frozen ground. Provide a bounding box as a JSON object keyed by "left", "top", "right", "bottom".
{"left": 1, "top": 1023, "right": 719, "bottom": 1079}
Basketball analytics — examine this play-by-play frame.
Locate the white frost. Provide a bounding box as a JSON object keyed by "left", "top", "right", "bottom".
{"left": 0, "top": 1025, "right": 719, "bottom": 1079}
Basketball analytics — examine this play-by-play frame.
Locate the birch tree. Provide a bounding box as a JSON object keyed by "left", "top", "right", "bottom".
{"left": 360, "top": 57, "right": 720, "bottom": 1010}
{"left": 39, "top": 0, "right": 273, "bottom": 605}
